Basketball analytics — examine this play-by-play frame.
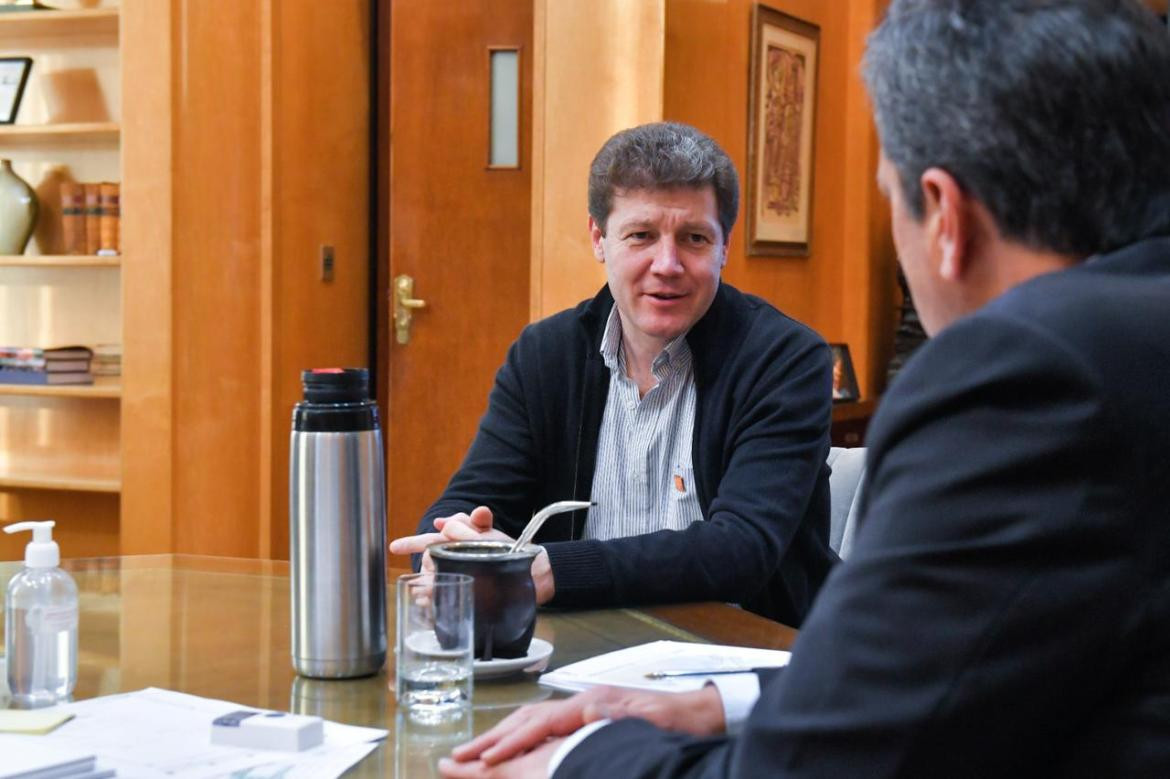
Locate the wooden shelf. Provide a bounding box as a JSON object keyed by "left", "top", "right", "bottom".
{"left": 0, "top": 8, "right": 118, "bottom": 39}
{"left": 0, "top": 375, "right": 120, "bottom": 398}
{"left": 0, "top": 254, "right": 120, "bottom": 267}
{"left": 0, "top": 122, "right": 120, "bottom": 143}
{"left": 0, "top": 471, "right": 120, "bottom": 494}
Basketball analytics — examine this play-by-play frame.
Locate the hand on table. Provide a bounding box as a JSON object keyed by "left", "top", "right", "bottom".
{"left": 438, "top": 737, "right": 563, "bottom": 779}
{"left": 388, "top": 506, "right": 557, "bottom": 604}
{"left": 444, "top": 684, "right": 726, "bottom": 769}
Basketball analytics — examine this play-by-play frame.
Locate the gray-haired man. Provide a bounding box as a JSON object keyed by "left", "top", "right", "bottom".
{"left": 441, "top": 1, "right": 1170, "bottom": 776}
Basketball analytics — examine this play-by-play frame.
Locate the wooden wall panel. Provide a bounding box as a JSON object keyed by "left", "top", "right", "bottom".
{"left": 0, "top": 491, "right": 119, "bottom": 561}
{"left": 171, "top": 1, "right": 263, "bottom": 558}
{"left": 118, "top": 0, "right": 370, "bottom": 559}
{"left": 530, "top": 0, "right": 665, "bottom": 319}
{"left": 266, "top": 1, "right": 370, "bottom": 560}
{"left": 663, "top": 0, "right": 893, "bottom": 397}
{"left": 121, "top": 0, "right": 175, "bottom": 554}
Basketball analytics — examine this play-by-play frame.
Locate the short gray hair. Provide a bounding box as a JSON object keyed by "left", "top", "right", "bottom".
{"left": 588, "top": 122, "right": 739, "bottom": 244}
{"left": 864, "top": 0, "right": 1170, "bottom": 256}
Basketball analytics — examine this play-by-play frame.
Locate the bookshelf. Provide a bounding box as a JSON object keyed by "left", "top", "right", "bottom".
{"left": 0, "top": 8, "right": 119, "bottom": 40}
{"left": 0, "top": 253, "right": 120, "bottom": 267}
{"left": 0, "top": 375, "right": 120, "bottom": 398}
{"left": 0, "top": 5, "right": 123, "bottom": 560}
{"left": 0, "top": 122, "right": 120, "bottom": 143}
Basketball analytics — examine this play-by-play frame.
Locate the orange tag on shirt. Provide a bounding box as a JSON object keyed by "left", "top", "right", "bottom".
{"left": 673, "top": 474, "right": 686, "bottom": 493}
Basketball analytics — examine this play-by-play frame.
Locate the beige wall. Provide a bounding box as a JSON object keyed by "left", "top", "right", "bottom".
{"left": 530, "top": 0, "right": 665, "bottom": 319}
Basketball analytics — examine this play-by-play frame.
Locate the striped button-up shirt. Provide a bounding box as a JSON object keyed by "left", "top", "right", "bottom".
{"left": 584, "top": 307, "right": 704, "bottom": 540}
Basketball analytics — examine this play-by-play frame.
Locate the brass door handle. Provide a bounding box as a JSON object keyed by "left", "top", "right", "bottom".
{"left": 394, "top": 274, "right": 427, "bottom": 344}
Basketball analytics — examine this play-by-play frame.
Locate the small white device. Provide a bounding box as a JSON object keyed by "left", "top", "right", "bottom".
{"left": 210, "top": 709, "right": 324, "bottom": 752}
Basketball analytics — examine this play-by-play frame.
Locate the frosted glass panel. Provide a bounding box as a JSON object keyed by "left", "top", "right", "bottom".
{"left": 489, "top": 50, "right": 519, "bottom": 168}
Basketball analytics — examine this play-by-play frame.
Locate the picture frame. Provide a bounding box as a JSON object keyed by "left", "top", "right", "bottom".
{"left": 830, "top": 343, "right": 860, "bottom": 404}
{"left": 746, "top": 5, "right": 819, "bottom": 257}
{"left": 0, "top": 57, "right": 32, "bottom": 125}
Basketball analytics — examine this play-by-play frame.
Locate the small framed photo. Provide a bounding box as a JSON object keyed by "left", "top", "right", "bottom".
{"left": 746, "top": 5, "right": 820, "bottom": 257}
{"left": 830, "top": 343, "right": 860, "bottom": 403}
{"left": 0, "top": 57, "right": 32, "bottom": 125}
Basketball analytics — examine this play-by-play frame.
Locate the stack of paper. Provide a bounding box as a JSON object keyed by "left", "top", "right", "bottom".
{"left": 21, "top": 687, "right": 387, "bottom": 779}
{"left": 539, "top": 640, "right": 790, "bottom": 693}
{"left": 0, "top": 734, "right": 110, "bottom": 778}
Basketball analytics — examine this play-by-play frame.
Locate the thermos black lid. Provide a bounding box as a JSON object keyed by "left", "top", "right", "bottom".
{"left": 293, "top": 368, "right": 379, "bottom": 432}
{"left": 301, "top": 368, "right": 369, "bottom": 404}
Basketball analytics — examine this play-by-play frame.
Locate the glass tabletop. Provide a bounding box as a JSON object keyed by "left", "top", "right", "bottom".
{"left": 0, "top": 554, "right": 796, "bottom": 777}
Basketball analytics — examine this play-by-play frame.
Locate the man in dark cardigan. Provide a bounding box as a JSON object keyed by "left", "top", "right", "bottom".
{"left": 391, "top": 122, "right": 836, "bottom": 627}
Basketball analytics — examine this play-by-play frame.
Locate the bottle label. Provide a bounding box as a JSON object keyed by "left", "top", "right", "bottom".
{"left": 36, "top": 604, "right": 78, "bottom": 632}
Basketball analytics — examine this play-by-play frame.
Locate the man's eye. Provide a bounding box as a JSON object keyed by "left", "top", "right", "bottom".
{"left": 688, "top": 233, "right": 711, "bottom": 244}
{"left": 627, "top": 231, "right": 651, "bottom": 241}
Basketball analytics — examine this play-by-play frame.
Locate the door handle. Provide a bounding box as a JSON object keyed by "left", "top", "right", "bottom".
{"left": 393, "top": 274, "right": 427, "bottom": 344}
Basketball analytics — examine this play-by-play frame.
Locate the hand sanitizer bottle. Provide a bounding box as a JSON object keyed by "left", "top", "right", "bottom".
{"left": 3, "top": 520, "right": 78, "bottom": 708}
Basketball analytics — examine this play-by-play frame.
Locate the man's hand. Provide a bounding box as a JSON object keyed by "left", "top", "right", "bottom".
{"left": 439, "top": 737, "right": 562, "bottom": 778}
{"left": 448, "top": 685, "right": 726, "bottom": 767}
{"left": 387, "top": 506, "right": 557, "bottom": 604}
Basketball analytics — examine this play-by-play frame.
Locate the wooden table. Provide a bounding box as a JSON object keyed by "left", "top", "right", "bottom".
{"left": 0, "top": 555, "right": 796, "bottom": 777}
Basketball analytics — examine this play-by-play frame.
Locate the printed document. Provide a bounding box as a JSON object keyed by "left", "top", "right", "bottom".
{"left": 0, "top": 687, "right": 386, "bottom": 779}
{"left": 539, "top": 640, "right": 790, "bottom": 693}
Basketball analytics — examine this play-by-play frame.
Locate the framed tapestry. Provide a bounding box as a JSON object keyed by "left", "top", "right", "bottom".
{"left": 746, "top": 5, "right": 819, "bottom": 257}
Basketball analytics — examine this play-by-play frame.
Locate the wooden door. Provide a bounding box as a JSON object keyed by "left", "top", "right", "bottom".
{"left": 378, "top": 1, "right": 533, "bottom": 551}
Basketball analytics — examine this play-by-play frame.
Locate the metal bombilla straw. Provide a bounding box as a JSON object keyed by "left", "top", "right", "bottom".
{"left": 509, "top": 500, "right": 595, "bottom": 553}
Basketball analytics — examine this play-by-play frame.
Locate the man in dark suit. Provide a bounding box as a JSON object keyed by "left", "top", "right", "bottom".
{"left": 438, "top": 0, "right": 1170, "bottom": 775}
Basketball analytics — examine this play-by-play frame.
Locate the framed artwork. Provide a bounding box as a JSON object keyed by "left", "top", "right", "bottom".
{"left": 830, "top": 343, "right": 860, "bottom": 403}
{"left": 0, "top": 57, "right": 32, "bottom": 125}
{"left": 746, "top": 5, "right": 819, "bottom": 257}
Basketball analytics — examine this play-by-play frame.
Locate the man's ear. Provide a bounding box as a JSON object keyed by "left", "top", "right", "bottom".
{"left": 588, "top": 216, "right": 606, "bottom": 263}
{"left": 920, "top": 168, "right": 968, "bottom": 282}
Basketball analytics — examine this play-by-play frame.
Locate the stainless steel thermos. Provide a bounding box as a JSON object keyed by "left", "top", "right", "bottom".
{"left": 290, "top": 368, "right": 387, "bottom": 678}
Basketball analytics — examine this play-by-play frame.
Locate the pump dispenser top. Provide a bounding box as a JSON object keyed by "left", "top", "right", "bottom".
{"left": 3, "top": 520, "right": 59, "bottom": 568}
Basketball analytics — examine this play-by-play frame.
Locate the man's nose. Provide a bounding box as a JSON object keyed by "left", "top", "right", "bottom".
{"left": 649, "top": 238, "right": 684, "bottom": 274}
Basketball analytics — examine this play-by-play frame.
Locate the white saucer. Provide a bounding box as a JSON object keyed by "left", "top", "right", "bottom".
{"left": 474, "top": 638, "right": 554, "bottom": 679}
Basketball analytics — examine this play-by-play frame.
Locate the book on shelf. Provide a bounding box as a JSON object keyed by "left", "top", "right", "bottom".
{"left": 98, "top": 182, "right": 120, "bottom": 255}
{"left": 0, "top": 358, "right": 91, "bottom": 372}
{"left": 0, "top": 345, "right": 93, "bottom": 362}
{"left": 91, "top": 343, "right": 121, "bottom": 377}
{"left": 56, "top": 181, "right": 121, "bottom": 257}
{"left": 0, "top": 367, "right": 93, "bottom": 385}
{"left": 0, "top": 346, "right": 94, "bottom": 385}
{"left": 84, "top": 183, "right": 101, "bottom": 255}
{"left": 61, "top": 181, "right": 86, "bottom": 255}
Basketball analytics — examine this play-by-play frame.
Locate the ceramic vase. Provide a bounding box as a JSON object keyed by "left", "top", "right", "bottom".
{"left": 0, "top": 159, "right": 38, "bottom": 255}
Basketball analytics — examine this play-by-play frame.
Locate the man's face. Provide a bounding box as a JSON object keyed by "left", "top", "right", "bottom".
{"left": 878, "top": 153, "right": 948, "bottom": 336}
{"left": 590, "top": 186, "right": 727, "bottom": 348}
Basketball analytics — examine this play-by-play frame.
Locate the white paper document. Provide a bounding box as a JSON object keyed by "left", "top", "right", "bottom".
{"left": 0, "top": 732, "right": 97, "bottom": 778}
{"left": 539, "top": 640, "right": 790, "bottom": 694}
{"left": 0, "top": 687, "right": 387, "bottom": 779}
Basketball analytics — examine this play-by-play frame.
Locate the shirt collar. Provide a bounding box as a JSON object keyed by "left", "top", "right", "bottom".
{"left": 599, "top": 307, "right": 692, "bottom": 377}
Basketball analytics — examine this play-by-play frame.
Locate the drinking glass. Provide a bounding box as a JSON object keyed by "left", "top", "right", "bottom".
{"left": 395, "top": 572, "right": 474, "bottom": 723}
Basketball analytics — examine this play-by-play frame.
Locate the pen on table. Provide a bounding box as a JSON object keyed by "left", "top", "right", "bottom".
{"left": 644, "top": 667, "right": 768, "bottom": 679}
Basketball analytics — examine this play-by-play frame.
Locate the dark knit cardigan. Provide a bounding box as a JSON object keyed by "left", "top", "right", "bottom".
{"left": 418, "top": 282, "right": 836, "bottom": 626}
